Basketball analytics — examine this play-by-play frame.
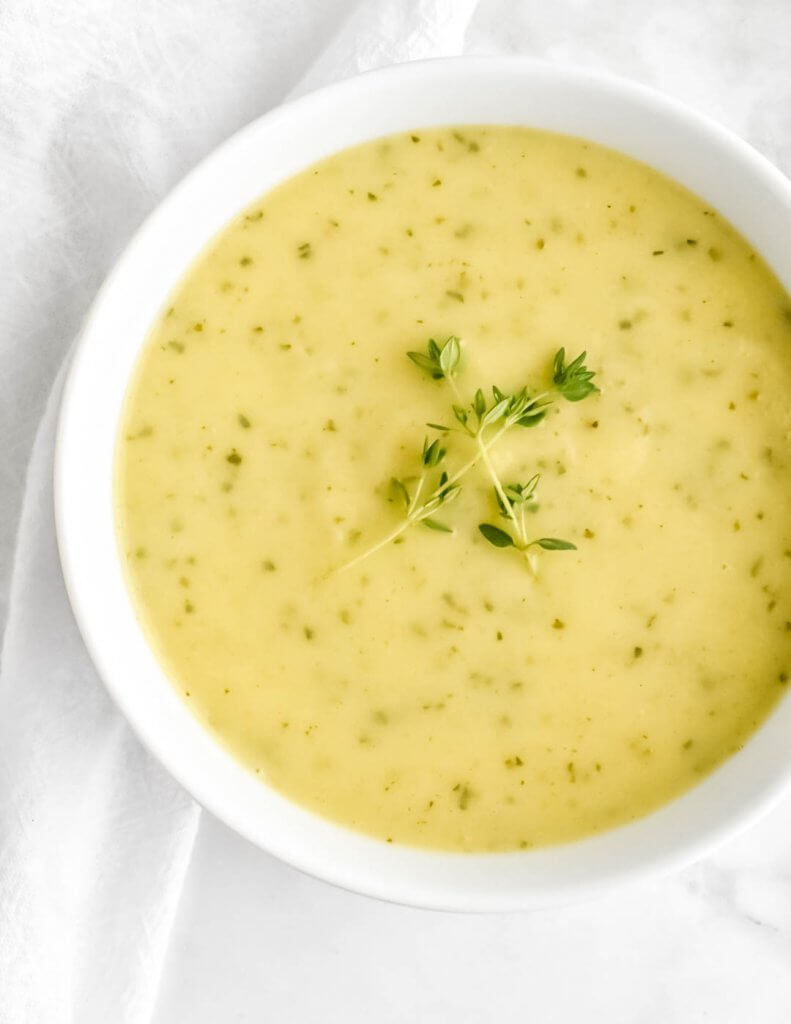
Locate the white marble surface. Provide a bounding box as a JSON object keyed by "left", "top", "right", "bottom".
{"left": 2, "top": 1, "right": 791, "bottom": 1021}
{"left": 153, "top": 805, "right": 791, "bottom": 1023}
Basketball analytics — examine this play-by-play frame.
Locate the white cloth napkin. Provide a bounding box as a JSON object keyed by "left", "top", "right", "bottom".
{"left": 2, "top": 1, "right": 790, "bottom": 1021}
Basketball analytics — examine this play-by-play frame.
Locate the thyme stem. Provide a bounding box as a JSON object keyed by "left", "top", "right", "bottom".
{"left": 476, "top": 430, "right": 523, "bottom": 543}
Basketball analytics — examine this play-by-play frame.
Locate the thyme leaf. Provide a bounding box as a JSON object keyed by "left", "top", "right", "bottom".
{"left": 532, "top": 537, "right": 577, "bottom": 551}
{"left": 478, "top": 523, "right": 515, "bottom": 548}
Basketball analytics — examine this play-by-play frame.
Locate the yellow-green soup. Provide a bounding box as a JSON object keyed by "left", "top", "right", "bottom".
{"left": 117, "top": 126, "right": 791, "bottom": 851}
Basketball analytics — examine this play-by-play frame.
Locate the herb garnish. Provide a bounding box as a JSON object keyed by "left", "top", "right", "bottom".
{"left": 337, "top": 336, "right": 598, "bottom": 573}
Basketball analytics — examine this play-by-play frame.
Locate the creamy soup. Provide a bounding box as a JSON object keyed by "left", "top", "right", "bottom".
{"left": 117, "top": 126, "right": 791, "bottom": 851}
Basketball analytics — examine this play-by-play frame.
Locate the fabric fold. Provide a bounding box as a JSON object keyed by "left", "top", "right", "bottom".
{"left": 0, "top": 366, "right": 201, "bottom": 1023}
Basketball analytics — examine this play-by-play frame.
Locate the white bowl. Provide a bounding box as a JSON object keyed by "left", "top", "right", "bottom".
{"left": 55, "top": 57, "right": 791, "bottom": 911}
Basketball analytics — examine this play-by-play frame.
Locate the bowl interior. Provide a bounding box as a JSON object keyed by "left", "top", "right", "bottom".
{"left": 55, "top": 57, "right": 791, "bottom": 910}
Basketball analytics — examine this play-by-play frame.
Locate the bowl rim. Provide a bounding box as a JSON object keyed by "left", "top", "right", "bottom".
{"left": 55, "top": 55, "right": 791, "bottom": 911}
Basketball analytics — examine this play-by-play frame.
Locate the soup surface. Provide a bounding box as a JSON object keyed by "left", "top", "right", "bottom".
{"left": 117, "top": 126, "right": 791, "bottom": 851}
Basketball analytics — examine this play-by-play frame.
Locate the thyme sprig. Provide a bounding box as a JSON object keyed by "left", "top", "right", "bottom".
{"left": 476, "top": 474, "right": 578, "bottom": 564}
{"left": 337, "top": 437, "right": 461, "bottom": 573}
{"left": 336, "top": 335, "right": 598, "bottom": 573}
